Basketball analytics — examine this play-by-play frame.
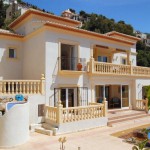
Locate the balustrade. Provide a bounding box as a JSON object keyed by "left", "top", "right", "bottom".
{"left": 91, "top": 61, "right": 150, "bottom": 77}
{"left": 0, "top": 74, "right": 45, "bottom": 95}
{"left": 45, "top": 102, "right": 107, "bottom": 124}
{"left": 135, "top": 99, "right": 148, "bottom": 112}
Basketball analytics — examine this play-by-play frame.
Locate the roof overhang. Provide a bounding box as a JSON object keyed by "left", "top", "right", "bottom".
{"left": 106, "top": 31, "right": 140, "bottom": 43}
{"left": 44, "top": 22, "right": 135, "bottom": 46}
{"left": 9, "top": 9, "right": 81, "bottom": 29}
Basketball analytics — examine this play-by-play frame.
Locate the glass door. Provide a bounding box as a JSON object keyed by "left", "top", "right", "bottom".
{"left": 68, "top": 89, "right": 74, "bottom": 107}
{"left": 61, "top": 89, "right": 67, "bottom": 107}
{"left": 122, "top": 85, "right": 129, "bottom": 107}
{"left": 60, "top": 88, "right": 74, "bottom": 108}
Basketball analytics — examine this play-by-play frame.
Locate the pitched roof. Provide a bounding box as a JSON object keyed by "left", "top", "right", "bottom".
{"left": 106, "top": 31, "right": 140, "bottom": 41}
{"left": 44, "top": 21, "right": 136, "bottom": 45}
{"left": 0, "top": 29, "right": 24, "bottom": 38}
{"left": 9, "top": 9, "right": 81, "bottom": 28}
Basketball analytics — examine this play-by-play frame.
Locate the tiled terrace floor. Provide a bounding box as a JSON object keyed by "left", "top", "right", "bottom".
{"left": 1, "top": 110, "right": 150, "bottom": 150}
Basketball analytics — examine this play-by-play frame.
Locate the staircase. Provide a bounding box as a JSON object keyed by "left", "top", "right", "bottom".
{"left": 35, "top": 122, "right": 58, "bottom": 136}
{"left": 108, "top": 109, "right": 150, "bottom": 127}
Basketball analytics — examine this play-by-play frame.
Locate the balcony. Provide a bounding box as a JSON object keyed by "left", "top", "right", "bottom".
{"left": 88, "top": 58, "right": 150, "bottom": 78}
{"left": 0, "top": 74, "right": 45, "bottom": 95}
{"left": 58, "top": 57, "right": 87, "bottom": 75}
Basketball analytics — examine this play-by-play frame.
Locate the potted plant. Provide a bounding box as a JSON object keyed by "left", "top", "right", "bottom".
{"left": 77, "top": 62, "right": 82, "bottom": 71}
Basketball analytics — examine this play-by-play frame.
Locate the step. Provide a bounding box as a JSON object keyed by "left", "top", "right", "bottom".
{"left": 30, "top": 123, "right": 42, "bottom": 132}
{"left": 108, "top": 114, "right": 150, "bottom": 127}
{"left": 108, "top": 111, "right": 146, "bottom": 121}
{"left": 42, "top": 123, "right": 58, "bottom": 136}
{"left": 35, "top": 127, "right": 53, "bottom": 136}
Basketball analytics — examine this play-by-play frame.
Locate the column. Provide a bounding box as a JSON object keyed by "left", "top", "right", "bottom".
{"left": 90, "top": 45, "right": 94, "bottom": 58}
{"left": 127, "top": 51, "right": 131, "bottom": 65}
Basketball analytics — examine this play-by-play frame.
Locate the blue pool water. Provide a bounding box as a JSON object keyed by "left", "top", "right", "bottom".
{"left": 6, "top": 102, "right": 24, "bottom": 111}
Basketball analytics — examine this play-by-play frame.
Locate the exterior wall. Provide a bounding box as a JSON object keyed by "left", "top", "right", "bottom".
{"left": 48, "top": 117, "right": 108, "bottom": 135}
{"left": 135, "top": 79, "right": 150, "bottom": 99}
{"left": 14, "top": 14, "right": 81, "bottom": 35}
{"left": 91, "top": 76, "right": 134, "bottom": 106}
{"left": 22, "top": 32, "right": 45, "bottom": 79}
{"left": 28, "top": 95, "right": 45, "bottom": 124}
{"left": 0, "top": 102, "right": 29, "bottom": 148}
{"left": 0, "top": 38, "right": 22, "bottom": 80}
{"left": 44, "top": 30, "right": 135, "bottom": 105}
{"left": 15, "top": 18, "right": 34, "bottom": 35}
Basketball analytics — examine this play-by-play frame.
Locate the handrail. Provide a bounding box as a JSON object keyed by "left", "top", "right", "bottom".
{"left": 89, "top": 60, "right": 150, "bottom": 77}
{"left": 135, "top": 99, "right": 148, "bottom": 112}
{"left": 45, "top": 100, "right": 108, "bottom": 124}
{"left": 0, "top": 74, "right": 45, "bottom": 95}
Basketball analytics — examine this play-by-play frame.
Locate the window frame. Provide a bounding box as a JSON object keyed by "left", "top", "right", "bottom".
{"left": 7, "top": 47, "right": 18, "bottom": 60}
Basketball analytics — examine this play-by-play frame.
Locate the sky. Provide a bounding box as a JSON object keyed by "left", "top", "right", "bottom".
{"left": 24, "top": 0, "right": 150, "bottom": 33}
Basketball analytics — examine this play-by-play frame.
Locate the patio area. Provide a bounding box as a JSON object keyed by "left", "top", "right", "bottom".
{"left": 1, "top": 114, "right": 150, "bottom": 150}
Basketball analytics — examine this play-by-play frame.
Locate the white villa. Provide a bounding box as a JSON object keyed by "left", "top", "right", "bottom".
{"left": 0, "top": 8, "right": 150, "bottom": 147}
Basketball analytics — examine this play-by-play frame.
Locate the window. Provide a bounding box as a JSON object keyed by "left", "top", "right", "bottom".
{"left": 121, "top": 58, "right": 127, "bottom": 65}
{"left": 9, "top": 48, "right": 16, "bottom": 58}
{"left": 98, "top": 56, "right": 108, "bottom": 62}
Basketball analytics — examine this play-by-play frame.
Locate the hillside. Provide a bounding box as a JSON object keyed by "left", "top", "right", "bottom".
{"left": 80, "top": 11, "right": 134, "bottom": 36}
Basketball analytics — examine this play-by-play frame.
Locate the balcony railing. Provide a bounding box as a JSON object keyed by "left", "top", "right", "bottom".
{"left": 0, "top": 74, "right": 45, "bottom": 95}
{"left": 45, "top": 100, "right": 108, "bottom": 124}
{"left": 135, "top": 99, "right": 148, "bottom": 112}
{"left": 88, "top": 58, "right": 150, "bottom": 77}
{"left": 94, "top": 62, "right": 131, "bottom": 75}
{"left": 58, "top": 57, "right": 86, "bottom": 71}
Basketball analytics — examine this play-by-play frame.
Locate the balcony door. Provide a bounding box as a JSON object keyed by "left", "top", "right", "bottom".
{"left": 61, "top": 88, "right": 74, "bottom": 108}
{"left": 54, "top": 87, "right": 88, "bottom": 107}
{"left": 61, "top": 43, "right": 78, "bottom": 70}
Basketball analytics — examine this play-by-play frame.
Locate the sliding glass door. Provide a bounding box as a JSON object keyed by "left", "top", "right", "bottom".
{"left": 121, "top": 85, "right": 129, "bottom": 107}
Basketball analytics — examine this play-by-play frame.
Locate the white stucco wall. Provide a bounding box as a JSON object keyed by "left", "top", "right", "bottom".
{"left": 135, "top": 79, "right": 150, "bottom": 100}
{"left": 44, "top": 30, "right": 136, "bottom": 105}
{"left": 28, "top": 95, "right": 45, "bottom": 124}
{"left": 22, "top": 32, "right": 45, "bottom": 79}
{"left": 0, "top": 102, "right": 29, "bottom": 148}
{"left": 0, "top": 38, "right": 23, "bottom": 80}
{"left": 15, "top": 18, "right": 35, "bottom": 35}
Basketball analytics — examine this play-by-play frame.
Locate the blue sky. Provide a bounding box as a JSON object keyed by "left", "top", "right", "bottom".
{"left": 24, "top": 0, "right": 150, "bottom": 33}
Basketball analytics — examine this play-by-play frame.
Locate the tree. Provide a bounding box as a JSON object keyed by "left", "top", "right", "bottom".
{"left": 0, "top": 0, "right": 6, "bottom": 28}
{"left": 69, "top": 8, "right": 75, "bottom": 13}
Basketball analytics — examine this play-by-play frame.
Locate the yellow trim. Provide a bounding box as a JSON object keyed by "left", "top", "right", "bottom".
{"left": 23, "top": 26, "right": 45, "bottom": 41}
{"left": 12, "top": 15, "right": 33, "bottom": 31}
{"left": 58, "top": 39, "right": 80, "bottom": 73}
{"left": 58, "top": 70, "right": 85, "bottom": 76}
{"left": 7, "top": 46, "right": 19, "bottom": 60}
{"left": 21, "top": 24, "right": 135, "bottom": 48}
{"left": 0, "top": 35, "right": 23, "bottom": 41}
{"left": 9, "top": 9, "right": 81, "bottom": 29}
{"left": 57, "top": 84, "right": 80, "bottom": 88}
{"left": 44, "top": 25, "right": 133, "bottom": 47}
{"left": 106, "top": 31, "right": 140, "bottom": 41}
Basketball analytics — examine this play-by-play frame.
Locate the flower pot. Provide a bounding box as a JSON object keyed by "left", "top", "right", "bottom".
{"left": 77, "top": 63, "right": 82, "bottom": 71}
